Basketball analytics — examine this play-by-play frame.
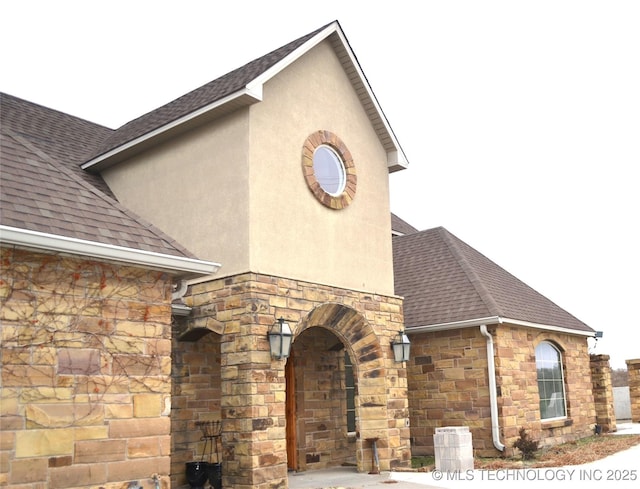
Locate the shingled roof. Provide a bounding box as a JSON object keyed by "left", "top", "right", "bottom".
{"left": 391, "top": 213, "right": 418, "bottom": 236}
{"left": 0, "top": 93, "right": 208, "bottom": 263}
{"left": 393, "top": 227, "right": 593, "bottom": 334}
{"left": 81, "top": 20, "right": 408, "bottom": 173}
{"left": 1, "top": 93, "right": 115, "bottom": 196}
{"left": 82, "top": 23, "right": 329, "bottom": 170}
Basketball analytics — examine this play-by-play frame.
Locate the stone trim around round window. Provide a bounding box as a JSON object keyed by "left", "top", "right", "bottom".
{"left": 302, "top": 130, "right": 356, "bottom": 210}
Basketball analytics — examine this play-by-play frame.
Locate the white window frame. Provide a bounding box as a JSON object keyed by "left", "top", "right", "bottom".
{"left": 535, "top": 341, "right": 568, "bottom": 420}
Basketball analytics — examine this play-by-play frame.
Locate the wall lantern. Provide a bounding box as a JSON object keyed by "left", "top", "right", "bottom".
{"left": 392, "top": 330, "right": 411, "bottom": 363}
{"left": 268, "top": 317, "right": 293, "bottom": 359}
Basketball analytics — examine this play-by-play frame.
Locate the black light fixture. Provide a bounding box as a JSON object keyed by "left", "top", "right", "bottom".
{"left": 268, "top": 317, "right": 293, "bottom": 359}
{"left": 392, "top": 330, "right": 410, "bottom": 363}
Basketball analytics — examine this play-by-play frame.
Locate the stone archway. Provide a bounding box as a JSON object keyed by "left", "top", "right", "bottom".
{"left": 180, "top": 273, "right": 411, "bottom": 489}
{"left": 286, "top": 322, "right": 355, "bottom": 471}
{"left": 290, "top": 303, "right": 410, "bottom": 473}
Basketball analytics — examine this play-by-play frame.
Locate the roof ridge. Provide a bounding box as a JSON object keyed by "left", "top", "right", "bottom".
{"left": 438, "top": 227, "right": 503, "bottom": 316}
{"left": 5, "top": 128, "right": 198, "bottom": 259}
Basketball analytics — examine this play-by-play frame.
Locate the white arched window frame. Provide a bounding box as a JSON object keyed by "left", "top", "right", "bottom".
{"left": 535, "top": 341, "right": 567, "bottom": 420}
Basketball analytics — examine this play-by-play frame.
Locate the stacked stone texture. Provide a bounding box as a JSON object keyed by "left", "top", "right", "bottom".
{"left": 493, "top": 325, "right": 596, "bottom": 450}
{"left": 590, "top": 354, "right": 616, "bottom": 432}
{"left": 170, "top": 333, "right": 222, "bottom": 487}
{"left": 181, "top": 272, "right": 411, "bottom": 489}
{"left": 407, "top": 327, "right": 492, "bottom": 456}
{"left": 626, "top": 359, "right": 640, "bottom": 422}
{"left": 407, "top": 324, "right": 597, "bottom": 458}
{"left": 1, "top": 248, "right": 173, "bottom": 489}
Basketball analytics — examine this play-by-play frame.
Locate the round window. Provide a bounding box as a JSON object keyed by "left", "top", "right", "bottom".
{"left": 301, "top": 131, "right": 356, "bottom": 210}
{"left": 313, "top": 145, "right": 346, "bottom": 196}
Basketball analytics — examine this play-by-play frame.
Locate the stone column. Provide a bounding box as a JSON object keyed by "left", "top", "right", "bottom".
{"left": 220, "top": 324, "right": 287, "bottom": 489}
{"left": 626, "top": 359, "right": 640, "bottom": 423}
{"left": 590, "top": 354, "right": 616, "bottom": 433}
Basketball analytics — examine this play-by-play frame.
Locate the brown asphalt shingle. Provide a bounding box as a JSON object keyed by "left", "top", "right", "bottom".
{"left": 87, "top": 22, "right": 333, "bottom": 164}
{"left": 0, "top": 93, "right": 115, "bottom": 197}
{"left": 393, "top": 227, "right": 593, "bottom": 333}
{"left": 391, "top": 213, "right": 418, "bottom": 236}
{"left": 0, "top": 111, "right": 200, "bottom": 259}
{"left": 0, "top": 21, "right": 336, "bottom": 260}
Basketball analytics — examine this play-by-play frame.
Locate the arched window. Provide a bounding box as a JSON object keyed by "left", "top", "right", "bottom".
{"left": 535, "top": 341, "right": 567, "bottom": 419}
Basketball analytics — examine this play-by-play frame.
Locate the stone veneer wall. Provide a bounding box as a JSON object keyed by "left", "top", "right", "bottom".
{"left": 493, "top": 325, "right": 596, "bottom": 452}
{"left": 407, "top": 327, "right": 492, "bottom": 456}
{"left": 170, "top": 332, "right": 222, "bottom": 487}
{"left": 182, "top": 272, "right": 411, "bottom": 489}
{"left": 0, "top": 248, "right": 174, "bottom": 489}
{"left": 627, "top": 359, "right": 640, "bottom": 422}
{"left": 589, "top": 354, "right": 616, "bottom": 433}
{"left": 407, "top": 324, "right": 597, "bottom": 458}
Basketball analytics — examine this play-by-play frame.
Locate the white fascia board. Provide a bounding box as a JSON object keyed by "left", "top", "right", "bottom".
{"left": 405, "top": 317, "right": 502, "bottom": 334}
{"left": 387, "top": 149, "right": 408, "bottom": 172}
{"left": 330, "top": 28, "right": 409, "bottom": 171}
{"left": 82, "top": 22, "right": 408, "bottom": 173}
{"left": 406, "top": 315, "right": 595, "bottom": 337}
{"left": 0, "top": 225, "right": 220, "bottom": 277}
{"left": 247, "top": 23, "right": 339, "bottom": 90}
{"left": 501, "top": 317, "right": 596, "bottom": 337}
{"left": 81, "top": 88, "right": 262, "bottom": 171}
{"left": 247, "top": 22, "right": 409, "bottom": 172}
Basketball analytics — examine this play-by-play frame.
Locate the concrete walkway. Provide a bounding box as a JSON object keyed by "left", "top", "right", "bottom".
{"left": 288, "top": 423, "right": 640, "bottom": 489}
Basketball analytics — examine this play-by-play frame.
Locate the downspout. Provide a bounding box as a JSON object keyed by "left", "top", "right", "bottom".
{"left": 479, "top": 325, "right": 505, "bottom": 452}
{"left": 171, "top": 280, "right": 192, "bottom": 316}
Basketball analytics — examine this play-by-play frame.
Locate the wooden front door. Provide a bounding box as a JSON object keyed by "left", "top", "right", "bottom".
{"left": 285, "top": 350, "right": 297, "bottom": 470}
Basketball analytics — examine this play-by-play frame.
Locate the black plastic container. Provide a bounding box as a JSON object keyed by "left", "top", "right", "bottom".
{"left": 207, "top": 462, "right": 222, "bottom": 489}
{"left": 185, "top": 461, "right": 208, "bottom": 489}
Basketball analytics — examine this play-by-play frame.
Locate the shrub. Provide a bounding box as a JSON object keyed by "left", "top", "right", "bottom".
{"left": 512, "top": 427, "right": 539, "bottom": 460}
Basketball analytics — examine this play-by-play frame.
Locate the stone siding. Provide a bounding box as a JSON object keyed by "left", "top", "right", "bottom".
{"left": 589, "top": 354, "right": 616, "bottom": 433}
{"left": 494, "top": 325, "right": 595, "bottom": 452}
{"left": 177, "top": 272, "right": 411, "bottom": 489}
{"left": 407, "top": 324, "right": 596, "bottom": 457}
{"left": 407, "top": 327, "right": 492, "bottom": 456}
{"left": 627, "top": 359, "right": 640, "bottom": 422}
{"left": 170, "top": 333, "right": 222, "bottom": 487}
{"left": 1, "top": 247, "right": 174, "bottom": 489}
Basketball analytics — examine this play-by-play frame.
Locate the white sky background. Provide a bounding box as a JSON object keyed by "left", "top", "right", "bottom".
{"left": 2, "top": 1, "right": 638, "bottom": 369}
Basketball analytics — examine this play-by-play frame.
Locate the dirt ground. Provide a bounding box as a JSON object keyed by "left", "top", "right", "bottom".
{"left": 410, "top": 433, "right": 640, "bottom": 471}
{"left": 475, "top": 434, "right": 640, "bottom": 469}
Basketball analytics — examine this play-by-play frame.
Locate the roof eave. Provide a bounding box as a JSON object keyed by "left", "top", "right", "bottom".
{"left": 406, "top": 316, "right": 596, "bottom": 337}
{"left": 81, "top": 88, "right": 262, "bottom": 172}
{"left": 248, "top": 22, "right": 410, "bottom": 172}
{"left": 405, "top": 316, "right": 502, "bottom": 333}
{"left": 83, "top": 21, "right": 409, "bottom": 173}
{"left": 329, "top": 24, "right": 409, "bottom": 172}
{"left": 0, "top": 225, "right": 220, "bottom": 278}
{"left": 502, "top": 317, "right": 595, "bottom": 336}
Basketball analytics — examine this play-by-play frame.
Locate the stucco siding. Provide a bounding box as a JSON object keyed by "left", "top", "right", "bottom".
{"left": 101, "top": 110, "right": 251, "bottom": 276}
{"left": 99, "top": 40, "right": 395, "bottom": 295}
{"left": 247, "top": 39, "right": 395, "bottom": 295}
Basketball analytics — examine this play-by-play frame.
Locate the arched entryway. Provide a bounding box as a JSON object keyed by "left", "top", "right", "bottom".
{"left": 178, "top": 273, "right": 411, "bottom": 488}
{"left": 285, "top": 325, "right": 358, "bottom": 471}
{"left": 286, "top": 303, "right": 407, "bottom": 473}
